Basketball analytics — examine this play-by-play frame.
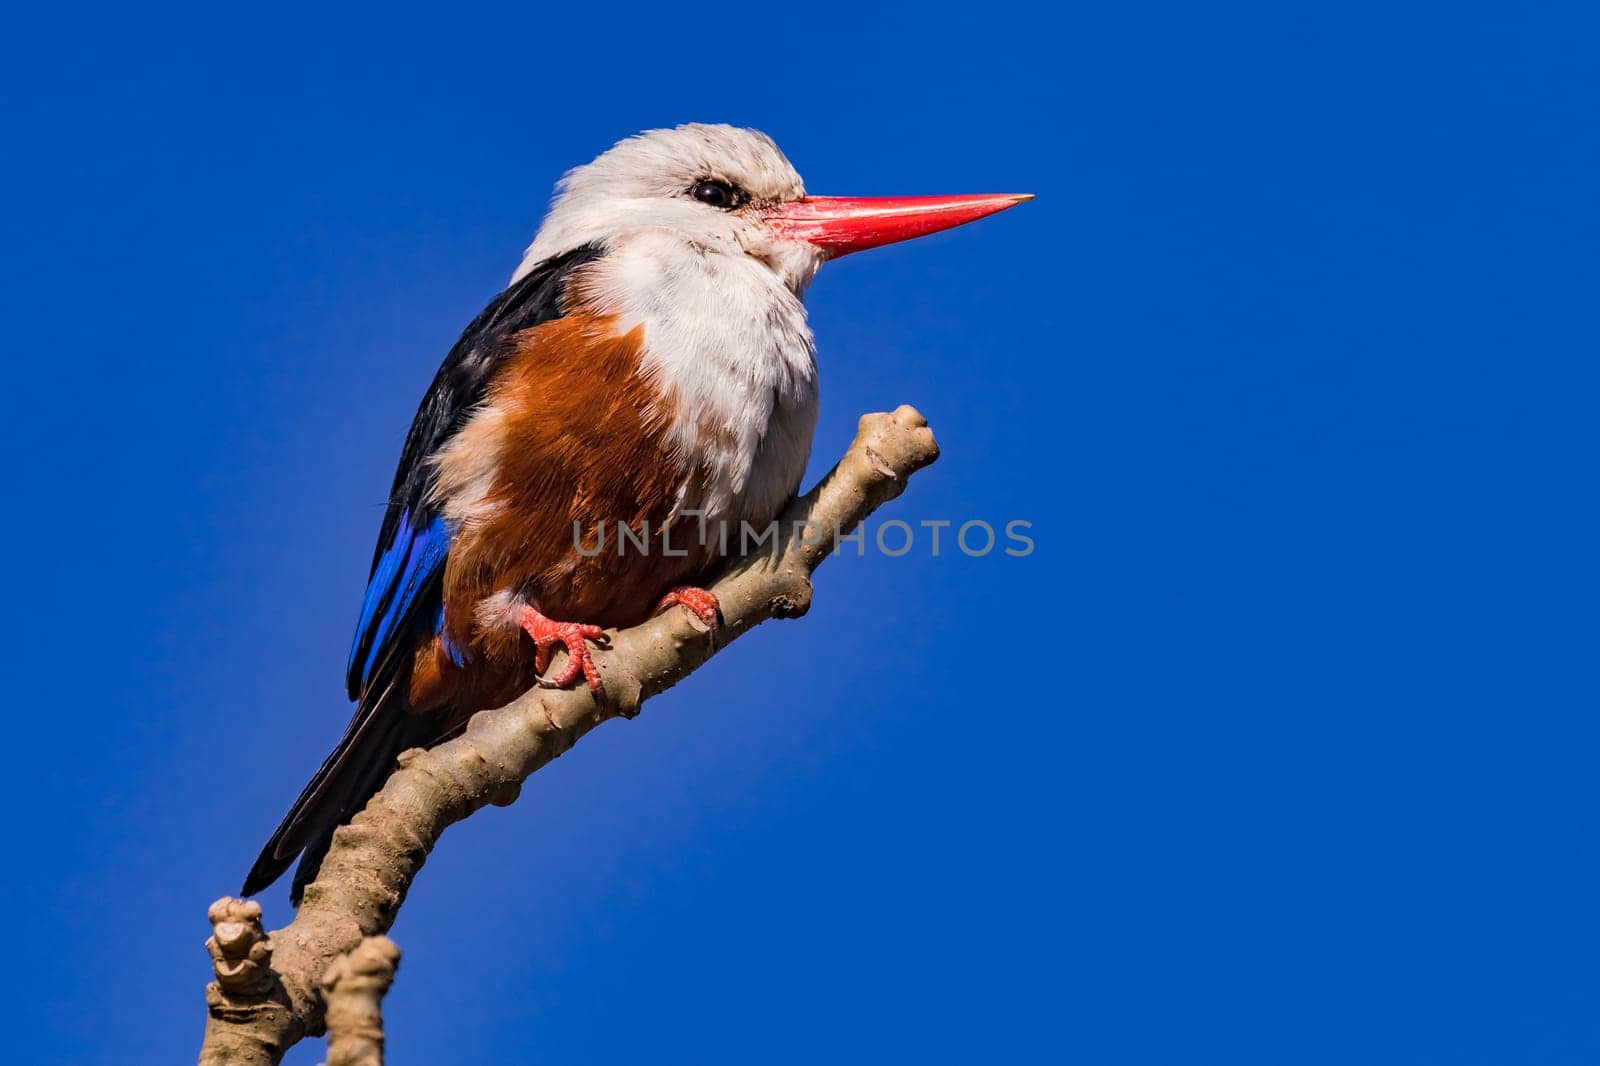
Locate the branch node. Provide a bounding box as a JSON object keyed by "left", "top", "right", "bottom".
{"left": 768, "top": 589, "right": 810, "bottom": 618}
{"left": 207, "top": 897, "right": 276, "bottom": 999}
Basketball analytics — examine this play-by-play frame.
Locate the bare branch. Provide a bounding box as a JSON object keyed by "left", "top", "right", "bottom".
{"left": 320, "top": 938, "right": 401, "bottom": 1066}
{"left": 198, "top": 406, "right": 940, "bottom": 1064}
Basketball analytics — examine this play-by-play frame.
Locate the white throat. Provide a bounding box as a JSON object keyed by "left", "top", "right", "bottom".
{"left": 579, "top": 231, "right": 822, "bottom": 530}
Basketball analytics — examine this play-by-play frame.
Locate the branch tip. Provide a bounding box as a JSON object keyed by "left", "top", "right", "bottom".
{"left": 320, "top": 937, "right": 401, "bottom": 1066}
{"left": 207, "top": 896, "right": 276, "bottom": 999}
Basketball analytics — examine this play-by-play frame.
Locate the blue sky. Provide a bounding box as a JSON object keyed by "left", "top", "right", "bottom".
{"left": 2, "top": 2, "right": 1597, "bottom": 1063}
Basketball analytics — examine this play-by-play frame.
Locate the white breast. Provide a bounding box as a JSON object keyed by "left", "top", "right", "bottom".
{"left": 578, "top": 231, "right": 820, "bottom": 532}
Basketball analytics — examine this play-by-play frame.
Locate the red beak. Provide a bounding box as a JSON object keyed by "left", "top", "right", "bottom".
{"left": 762, "top": 193, "right": 1032, "bottom": 258}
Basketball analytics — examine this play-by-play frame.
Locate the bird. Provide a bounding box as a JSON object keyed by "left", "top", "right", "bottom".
{"left": 243, "top": 123, "right": 1028, "bottom": 902}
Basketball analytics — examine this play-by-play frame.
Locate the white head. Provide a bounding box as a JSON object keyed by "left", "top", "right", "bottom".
{"left": 514, "top": 123, "right": 1029, "bottom": 296}
{"left": 516, "top": 124, "right": 822, "bottom": 293}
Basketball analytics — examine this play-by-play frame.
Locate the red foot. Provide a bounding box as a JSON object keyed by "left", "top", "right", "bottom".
{"left": 653, "top": 586, "right": 722, "bottom": 642}
{"left": 518, "top": 607, "right": 605, "bottom": 694}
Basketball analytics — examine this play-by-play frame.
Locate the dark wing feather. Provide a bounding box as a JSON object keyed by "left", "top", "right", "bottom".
{"left": 243, "top": 245, "right": 604, "bottom": 900}
{"left": 345, "top": 243, "right": 606, "bottom": 699}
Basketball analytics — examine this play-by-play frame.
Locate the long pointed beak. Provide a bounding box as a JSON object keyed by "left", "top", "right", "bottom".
{"left": 762, "top": 193, "right": 1033, "bottom": 257}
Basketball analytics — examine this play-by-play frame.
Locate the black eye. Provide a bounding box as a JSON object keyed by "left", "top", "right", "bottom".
{"left": 690, "top": 179, "right": 743, "bottom": 209}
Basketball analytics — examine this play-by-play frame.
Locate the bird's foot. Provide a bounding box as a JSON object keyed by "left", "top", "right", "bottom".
{"left": 518, "top": 607, "right": 606, "bottom": 693}
{"left": 653, "top": 586, "right": 722, "bottom": 645}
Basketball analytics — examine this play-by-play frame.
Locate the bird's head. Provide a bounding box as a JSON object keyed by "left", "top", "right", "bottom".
{"left": 515, "top": 124, "right": 1028, "bottom": 294}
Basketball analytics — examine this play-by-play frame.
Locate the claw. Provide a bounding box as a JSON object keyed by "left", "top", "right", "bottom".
{"left": 518, "top": 607, "right": 606, "bottom": 694}
{"left": 653, "top": 586, "right": 722, "bottom": 645}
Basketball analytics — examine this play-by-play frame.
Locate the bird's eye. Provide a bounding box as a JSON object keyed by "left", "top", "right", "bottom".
{"left": 690, "top": 179, "right": 743, "bottom": 209}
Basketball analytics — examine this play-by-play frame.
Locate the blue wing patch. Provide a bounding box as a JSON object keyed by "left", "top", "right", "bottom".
{"left": 345, "top": 508, "right": 453, "bottom": 697}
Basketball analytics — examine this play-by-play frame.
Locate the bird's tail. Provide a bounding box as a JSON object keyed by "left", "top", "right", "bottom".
{"left": 242, "top": 686, "right": 435, "bottom": 903}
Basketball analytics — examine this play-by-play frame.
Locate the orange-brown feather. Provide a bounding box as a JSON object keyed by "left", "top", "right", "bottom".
{"left": 434, "top": 313, "right": 716, "bottom": 674}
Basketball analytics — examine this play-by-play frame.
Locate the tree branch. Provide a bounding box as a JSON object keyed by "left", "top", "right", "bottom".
{"left": 199, "top": 406, "right": 940, "bottom": 1064}
{"left": 320, "top": 938, "right": 400, "bottom": 1066}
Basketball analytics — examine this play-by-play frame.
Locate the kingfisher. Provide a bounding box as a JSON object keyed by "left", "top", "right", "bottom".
{"left": 243, "top": 124, "right": 1028, "bottom": 901}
